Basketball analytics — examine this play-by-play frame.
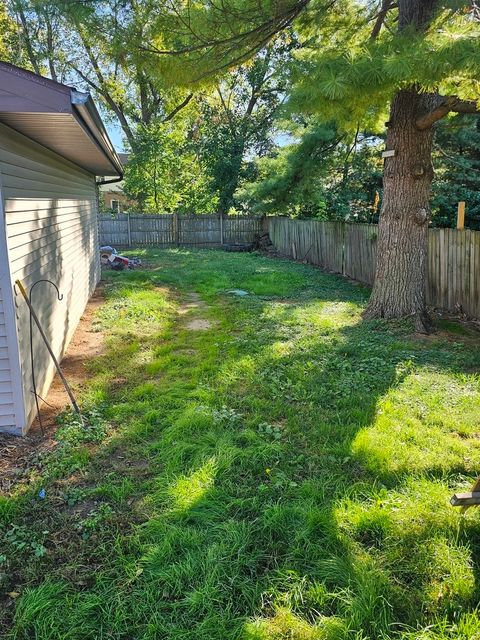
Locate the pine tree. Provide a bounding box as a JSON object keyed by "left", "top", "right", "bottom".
{"left": 145, "top": 0, "right": 480, "bottom": 330}
{"left": 357, "top": 2, "right": 479, "bottom": 330}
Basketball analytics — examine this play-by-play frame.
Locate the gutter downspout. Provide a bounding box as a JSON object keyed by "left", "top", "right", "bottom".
{"left": 96, "top": 174, "right": 124, "bottom": 186}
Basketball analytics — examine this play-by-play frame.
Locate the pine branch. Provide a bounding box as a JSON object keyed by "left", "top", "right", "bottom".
{"left": 416, "top": 97, "right": 480, "bottom": 130}
{"left": 434, "top": 144, "right": 480, "bottom": 172}
{"left": 141, "top": 0, "right": 312, "bottom": 58}
{"left": 141, "top": 16, "right": 288, "bottom": 56}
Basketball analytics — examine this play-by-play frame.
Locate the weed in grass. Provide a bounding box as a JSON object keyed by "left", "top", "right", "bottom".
{"left": 3, "top": 524, "right": 48, "bottom": 559}
{"left": 75, "top": 503, "right": 115, "bottom": 540}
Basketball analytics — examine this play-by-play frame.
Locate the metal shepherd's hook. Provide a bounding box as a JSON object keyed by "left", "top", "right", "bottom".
{"left": 15, "top": 279, "right": 85, "bottom": 434}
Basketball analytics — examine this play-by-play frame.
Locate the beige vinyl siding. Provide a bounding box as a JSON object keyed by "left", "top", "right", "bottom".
{"left": 0, "top": 279, "right": 16, "bottom": 431}
{"left": 0, "top": 122, "right": 100, "bottom": 433}
{"left": 0, "top": 173, "right": 27, "bottom": 434}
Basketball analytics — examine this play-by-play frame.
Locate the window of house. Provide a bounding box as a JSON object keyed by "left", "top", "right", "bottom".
{"left": 110, "top": 199, "right": 120, "bottom": 213}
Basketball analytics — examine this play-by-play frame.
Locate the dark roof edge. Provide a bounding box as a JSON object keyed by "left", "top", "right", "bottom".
{"left": 0, "top": 61, "right": 124, "bottom": 178}
{"left": 71, "top": 90, "right": 123, "bottom": 178}
{"left": 0, "top": 60, "right": 71, "bottom": 95}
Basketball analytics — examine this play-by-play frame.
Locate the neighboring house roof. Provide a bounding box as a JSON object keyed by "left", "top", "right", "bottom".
{"left": 0, "top": 61, "right": 123, "bottom": 178}
{"left": 99, "top": 182, "right": 125, "bottom": 193}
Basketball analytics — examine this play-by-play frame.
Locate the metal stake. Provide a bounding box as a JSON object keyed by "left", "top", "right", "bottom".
{"left": 15, "top": 279, "right": 84, "bottom": 427}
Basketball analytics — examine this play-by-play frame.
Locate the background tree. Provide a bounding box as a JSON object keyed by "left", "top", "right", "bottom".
{"left": 240, "top": 120, "right": 384, "bottom": 220}
{"left": 431, "top": 114, "right": 480, "bottom": 229}
{"left": 197, "top": 41, "right": 290, "bottom": 214}
{"left": 7, "top": 0, "right": 292, "bottom": 215}
{"left": 0, "top": 0, "right": 31, "bottom": 65}
{"left": 122, "top": 45, "right": 287, "bottom": 214}
{"left": 240, "top": 120, "right": 341, "bottom": 216}
{"left": 123, "top": 117, "right": 217, "bottom": 213}
{"left": 7, "top": 0, "right": 194, "bottom": 151}
{"left": 145, "top": 0, "right": 480, "bottom": 330}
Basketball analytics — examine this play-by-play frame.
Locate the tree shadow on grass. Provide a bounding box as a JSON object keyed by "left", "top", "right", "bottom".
{"left": 2, "top": 252, "right": 480, "bottom": 639}
{"left": 145, "top": 309, "right": 480, "bottom": 640}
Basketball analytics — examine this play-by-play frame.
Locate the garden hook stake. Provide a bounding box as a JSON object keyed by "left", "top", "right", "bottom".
{"left": 15, "top": 279, "right": 85, "bottom": 431}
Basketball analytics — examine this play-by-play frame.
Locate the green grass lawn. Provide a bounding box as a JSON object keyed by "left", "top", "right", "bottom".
{"left": 1, "top": 248, "right": 480, "bottom": 640}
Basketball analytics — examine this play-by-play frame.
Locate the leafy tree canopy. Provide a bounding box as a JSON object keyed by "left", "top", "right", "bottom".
{"left": 0, "top": 2, "right": 26, "bottom": 64}
{"left": 6, "top": 0, "right": 480, "bottom": 227}
{"left": 289, "top": 2, "right": 480, "bottom": 129}
{"left": 144, "top": 1, "right": 480, "bottom": 121}
{"left": 196, "top": 41, "right": 290, "bottom": 213}
{"left": 7, "top": 0, "right": 194, "bottom": 149}
{"left": 240, "top": 121, "right": 384, "bottom": 220}
{"left": 123, "top": 116, "right": 217, "bottom": 213}
{"left": 141, "top": 0, "right": 311, "bottom": 84}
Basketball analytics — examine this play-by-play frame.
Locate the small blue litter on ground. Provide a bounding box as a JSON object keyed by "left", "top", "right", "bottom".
{"left": 38, "top": 488, "right": 46, "bottom": 500}
{"left": 227, "top": 289, "right": 249, "bottom": 297}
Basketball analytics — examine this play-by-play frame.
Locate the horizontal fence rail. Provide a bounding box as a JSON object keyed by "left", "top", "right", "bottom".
{"left": 99, "top": 213, "right": 263, "bottom": 249}
{"left": 267, "top": 217, "right": 480, "bottom": 320}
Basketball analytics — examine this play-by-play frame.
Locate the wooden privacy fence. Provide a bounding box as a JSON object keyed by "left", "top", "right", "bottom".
{"left": 267, "top": 217, "right": 480, "bottom": 319}
{"left": 99, "top": 213, "right": 263, "bottom": 248}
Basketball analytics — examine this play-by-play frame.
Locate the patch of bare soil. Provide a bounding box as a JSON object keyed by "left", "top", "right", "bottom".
{"left": 178, "top": 303, "right": 201, "bottom": 316}
{"left": 178, "top": 291, "right": 216, "bottom": 331}
{"left": 177, "top": 292, "right": 206, "bottom": 316}
{"left": 174, "top": 348, "right": 197, "bottom": 356}
{"left": 0, "top": 288, "right": 106, "bottom": 495}
{"left": 185, "top": 319, "right": 213, "bottom": 330}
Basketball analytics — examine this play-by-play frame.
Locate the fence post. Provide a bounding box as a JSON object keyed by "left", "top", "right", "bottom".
{"left": 173, "top": 212, "right": 179, "bottom": 246}
{"left": 127, "top": 213, "right": 132, "bottom": 247}
{"left": 219, "top": 215, "right": 224, "bottom": 245}
{"left": 457, "top": 201, "right": 465, "bottom": 230}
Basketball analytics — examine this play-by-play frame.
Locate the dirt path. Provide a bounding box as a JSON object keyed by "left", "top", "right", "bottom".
{"left": 179, "top": 291, "right": 217, "bottom": 330}
{"left": 0, "top": 288, "right": 106, "bottom": 494}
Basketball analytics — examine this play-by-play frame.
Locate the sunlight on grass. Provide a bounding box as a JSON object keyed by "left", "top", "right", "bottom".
{"left": 244, "top": 607, "right": 346, "bottom": 640}
{"left": 334, "top": 476, "right": 476, "bottom": 619}
{"left": 168, "top": 457, "right": 217, "bottom": 512}
{"left": 352, "top": 368, "right": 480, "bottom": 478}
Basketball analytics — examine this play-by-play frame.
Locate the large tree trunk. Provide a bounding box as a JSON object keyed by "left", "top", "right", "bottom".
{"left": 364, "top": 89, "right": 436, "bottom": 332}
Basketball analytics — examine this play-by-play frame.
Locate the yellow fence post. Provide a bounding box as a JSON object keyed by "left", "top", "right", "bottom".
{"left": 457, "top": 201, "right": 465, "bottom": 230}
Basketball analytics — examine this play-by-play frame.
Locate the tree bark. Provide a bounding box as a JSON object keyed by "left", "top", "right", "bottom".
{"left": 364, "top": 89, "right": 436, "bottom": 332}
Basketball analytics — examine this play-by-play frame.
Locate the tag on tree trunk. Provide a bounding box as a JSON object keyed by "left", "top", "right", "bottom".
{"left": 381, "top": 149, "right": 396, "bottom": 158}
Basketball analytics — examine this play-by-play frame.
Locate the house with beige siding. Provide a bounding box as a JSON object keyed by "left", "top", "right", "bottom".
{"left": 0, "top": 62, "right": 122, "bottom": 435}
